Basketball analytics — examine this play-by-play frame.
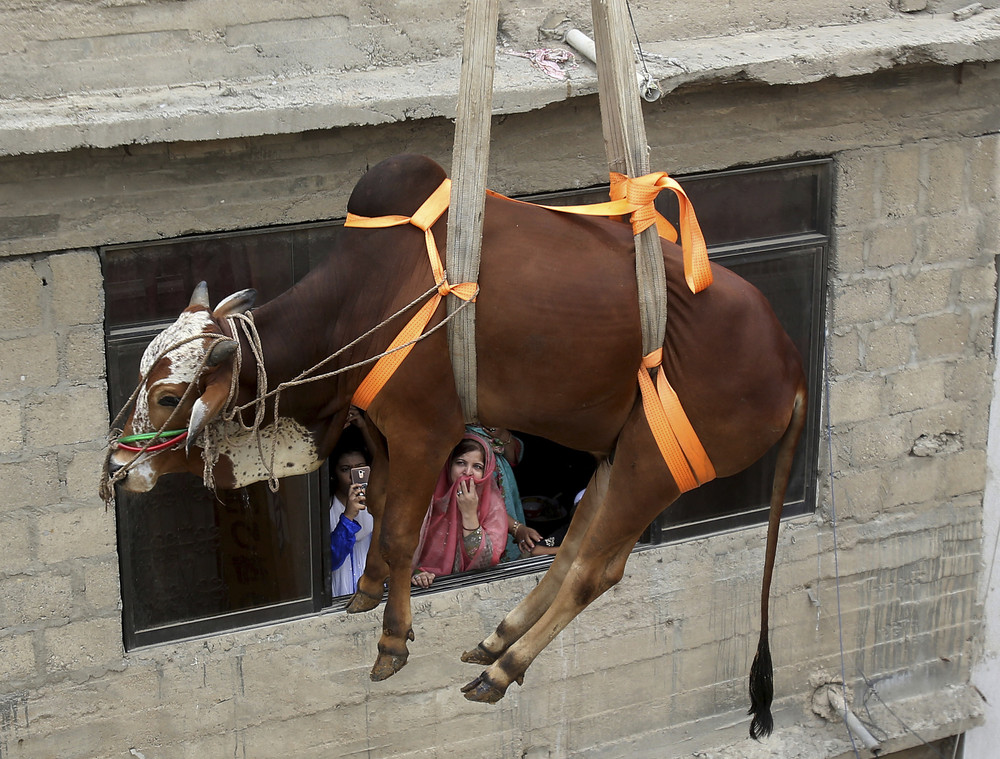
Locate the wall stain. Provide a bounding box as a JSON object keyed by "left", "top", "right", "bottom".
{"left": 0, "top": 693, "right": 29, "bottom": 759}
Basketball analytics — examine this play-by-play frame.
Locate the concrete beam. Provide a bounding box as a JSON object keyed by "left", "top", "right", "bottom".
{"left": 1, "top": 11, "right": 999, "bottom": 158}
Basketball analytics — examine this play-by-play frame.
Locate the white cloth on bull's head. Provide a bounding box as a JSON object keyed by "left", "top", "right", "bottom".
{"left": 132, "top": 310, "right": 215, "bottom": 433}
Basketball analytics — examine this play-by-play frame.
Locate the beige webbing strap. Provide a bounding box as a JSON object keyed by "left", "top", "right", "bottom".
{"left": 446, "top": 0, "right": 501, "bottom": 424}
{"left": 590, "top": 0, "right": 667, "bottom": 359}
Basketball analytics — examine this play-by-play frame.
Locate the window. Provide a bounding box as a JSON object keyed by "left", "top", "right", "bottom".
{"left": 103, "top": 225, "right": 341, "bottom": 648}
{"left": 647, "top": 159, "right": 828, "bottom": 541}
{"left": 103, "top": 158, "right": 828, "bottom": 646}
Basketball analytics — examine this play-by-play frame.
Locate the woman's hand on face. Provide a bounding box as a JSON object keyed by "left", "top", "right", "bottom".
{"left": 455, "top": 477, "right": 479, "bottom": 517}
{"left": 345, "top": 483, "right": 367, "bottom": 520}
{"left": 411, "top": 570, "right": 435, "bottom": 588}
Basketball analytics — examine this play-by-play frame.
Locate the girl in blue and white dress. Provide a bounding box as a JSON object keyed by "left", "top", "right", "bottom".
{"left": 329, "top": 443, "right": 373, "bottom": 598}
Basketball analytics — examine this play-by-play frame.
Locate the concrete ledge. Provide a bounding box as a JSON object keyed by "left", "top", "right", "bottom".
{"left": 2, "top": 11, "right": 999, "bottom": 158}
{"left": 616, "top": 682, "right": 984, "bottom": 759}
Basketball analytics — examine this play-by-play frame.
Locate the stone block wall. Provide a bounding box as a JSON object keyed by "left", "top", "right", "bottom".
{"left": 0, "top": 37, "right": 998, "bottom": 759}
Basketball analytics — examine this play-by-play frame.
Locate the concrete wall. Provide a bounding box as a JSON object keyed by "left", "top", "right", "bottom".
{"left": 1, "top": 0, "right": 902, "bottom": 100}
{"left": 2, "top": 3, "right": 1000, "bottom": 758}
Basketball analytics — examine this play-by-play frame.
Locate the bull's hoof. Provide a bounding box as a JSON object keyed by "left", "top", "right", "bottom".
{"left": 461, "top": 644, "right": 498, "bottom": 665}
{"left": 461, "top": 673, "right": 507, "bottom": 703}
{"left": 370, "top": 651, "right": 408, "bottom": 681}
{"left": 346, "top": 588, "right": 382, "bottom": 614}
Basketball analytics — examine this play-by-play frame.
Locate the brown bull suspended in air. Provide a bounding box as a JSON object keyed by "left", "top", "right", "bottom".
{"left": 105, "top": 153, "right": 807, "bottom": 739}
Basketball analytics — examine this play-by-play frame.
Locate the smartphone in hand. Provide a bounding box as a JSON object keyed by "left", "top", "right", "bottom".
{"left": 350, "top": 465, "right": 371, "bottom": 489}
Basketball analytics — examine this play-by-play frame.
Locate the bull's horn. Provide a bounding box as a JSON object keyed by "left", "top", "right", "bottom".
{"left": 206, "top": 338, "right": 239, "bottom": 367}
{"left": 185, "top": 381, "right": 231, "bottom": 455}
{"left": 213, "top": 289, "right": 257, "bottom": 319}
{"left": 187, "top": 398, "right": 210, "bottom": 454}
{"left": 189, "top": 281, "right": 210, "bottom": 309}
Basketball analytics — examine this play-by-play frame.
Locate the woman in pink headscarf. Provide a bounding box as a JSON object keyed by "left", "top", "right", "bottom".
{"left": 411, "top": 434, "right": 508, "bottom": 588}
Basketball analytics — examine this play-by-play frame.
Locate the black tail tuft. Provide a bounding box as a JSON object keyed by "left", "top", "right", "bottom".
{"left": 747, "top": 634, "right": 774, "bottom": 740}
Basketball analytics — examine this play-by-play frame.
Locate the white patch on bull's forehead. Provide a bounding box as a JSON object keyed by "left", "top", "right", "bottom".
{"left": 132, "top": 310, "right": 216, "bottom": 433}
{"left": 141, "top": 310, "right": 216, "bottom": 380}
{"left": 207, "top": 416, "right": 321, "bottom": 488}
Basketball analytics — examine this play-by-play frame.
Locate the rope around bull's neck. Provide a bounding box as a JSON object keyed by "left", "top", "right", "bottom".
{"left": 213, "top": 278, "right": 479, "bottom": 491}
{"left": 102, "top": 279, "right": 476, "bottom": 503}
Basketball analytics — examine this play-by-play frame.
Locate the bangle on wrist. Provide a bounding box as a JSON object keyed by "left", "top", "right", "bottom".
{"left": 510, "top": 520, "right": 521, "bottom": 537}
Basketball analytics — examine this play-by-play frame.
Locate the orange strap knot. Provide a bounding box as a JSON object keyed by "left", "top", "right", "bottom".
{"left": 609, "top": 172, "right": 712, "bottom": 294}
{"left": 641, "top": 348, "right": 664, "bottom": 370}
{"left": 345, "top": 177, "right": 476, "bottom": 409}
{"left": 490, "top": 170, "right": 712, "bottom": 294}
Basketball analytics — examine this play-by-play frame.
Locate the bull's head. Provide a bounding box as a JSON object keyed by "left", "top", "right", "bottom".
{"left": 106, "top": 282, "right": 321, "bottom": 493}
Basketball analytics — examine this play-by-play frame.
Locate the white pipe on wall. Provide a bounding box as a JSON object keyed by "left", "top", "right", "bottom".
{"left": 563, "top": 27, "right": 662, "bottom": 102}
{"left": 825, "top": 685, "right": 882, "bottom": 753}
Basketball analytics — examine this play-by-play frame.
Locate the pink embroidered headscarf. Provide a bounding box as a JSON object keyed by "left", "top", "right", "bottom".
{"left": 414, "top": 433, "right": 508, "bottom": 577}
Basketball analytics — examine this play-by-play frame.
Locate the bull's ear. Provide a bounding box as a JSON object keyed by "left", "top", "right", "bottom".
{"left": 186, "top": 370, "right": 233, "bottom": 454}
{"left": 213, "top": 289, "right": 256, "bottom": 319}
{"left": 189, "top": 281, "right": 210, "bottom": 309}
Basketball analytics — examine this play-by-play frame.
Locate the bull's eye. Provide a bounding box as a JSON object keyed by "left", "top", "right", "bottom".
{"left": 158, "top": 396, "right": 181, "bottom": 408}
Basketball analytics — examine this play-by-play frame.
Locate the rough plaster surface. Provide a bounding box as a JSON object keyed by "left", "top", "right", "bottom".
{"left": 2, "top": 10, "right": 1000, "bottom": 157}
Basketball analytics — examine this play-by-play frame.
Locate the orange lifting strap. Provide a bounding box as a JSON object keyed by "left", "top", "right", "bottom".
{"left": 344, "top": 177, "right": 478, "bottom": 410}
{"left": 489, "top": 170, "right": 712, "bottom": 294}
{"left": 345, "top": 173, "right": 715, "bottom": 492}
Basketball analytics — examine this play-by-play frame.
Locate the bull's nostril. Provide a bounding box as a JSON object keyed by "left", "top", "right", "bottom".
{"left": 108, "top": 460, "right": 125, "bottom": 477}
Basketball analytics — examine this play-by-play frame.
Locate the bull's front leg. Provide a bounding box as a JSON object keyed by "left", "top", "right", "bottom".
{"left": 346, "top": 475, "right": 388, "bottom": 612}
{"left": 369, "top": 433, "right": 455, "bottom": 682}
{"left": 347, "top": 425, "right": 390, "bottom": 613}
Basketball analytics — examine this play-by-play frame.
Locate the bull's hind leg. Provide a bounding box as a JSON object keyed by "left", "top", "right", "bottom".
{"left": 463, "top": 406, "right": 681, "bottom": 702}
{"left": 461, "top": 459, "right": 610, "bottom": 666}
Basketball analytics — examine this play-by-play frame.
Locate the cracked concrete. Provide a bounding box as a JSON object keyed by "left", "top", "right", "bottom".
{"left": 2, "top": 9, "right": 1000, "bottom": 157}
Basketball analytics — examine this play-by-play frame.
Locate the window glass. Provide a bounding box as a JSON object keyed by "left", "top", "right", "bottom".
{"left": 656, "top": 162, "right": 830, "bottom": 245}
{"left": 103, "top": 226, "right": 336, "bottom": 648}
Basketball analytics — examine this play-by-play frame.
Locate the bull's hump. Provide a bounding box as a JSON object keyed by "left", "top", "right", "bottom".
{"left": 347, "top": 154, "right": 447, "bottom": 219}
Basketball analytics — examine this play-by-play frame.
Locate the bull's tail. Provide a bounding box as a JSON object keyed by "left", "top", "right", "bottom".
{"left": 748, "top": 379, "right": 808, "bottom": 740}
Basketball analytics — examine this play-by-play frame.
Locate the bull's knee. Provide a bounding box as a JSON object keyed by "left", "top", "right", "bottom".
{"left": 570, "top": 558, "right": 627, "bottom": 607}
